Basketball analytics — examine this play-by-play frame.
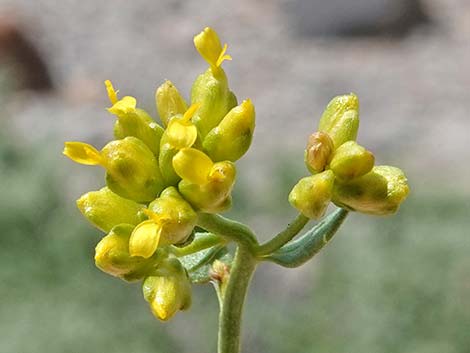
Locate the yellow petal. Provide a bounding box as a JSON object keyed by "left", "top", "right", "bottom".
{"left": 105, "top": 80, "right": 119, "bottom": 105}
{"left": 108, "top": 96, "right": 137, "bottom": 116}
{"left": 216, "top": 43, "right": 232, "bottom": 67}
{"left": 182, "top": 103, "right": 200, "bottom": 122}
{"left": 129, "top": 220, "right": 162, "bottom": 258}
{"left": 193, "top": 27, "right": 230, "bottom": 68}
{"left": 166, "top": 119, "right": 198, "bottom": 150}
{"left": 142, "top": 208, "right": 172, "bottom": 224}
{"left": 172, "top": 148, "right": 213, "bottom": 185}
{"left": 63, "top": 142, "right": 102, "bottom": 165}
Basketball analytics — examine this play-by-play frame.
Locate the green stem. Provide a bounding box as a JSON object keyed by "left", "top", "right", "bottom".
{"left": 170, "top": 232, "right": 225, "bottom": 257}
{"left": 255, "top": 213, "right": 309, "bottom": 256}
{"left": 218, "top": 245, "right": 257, "bottom": 353}
{"left": 197, "top": 213, "right": 258, "bottom": 249}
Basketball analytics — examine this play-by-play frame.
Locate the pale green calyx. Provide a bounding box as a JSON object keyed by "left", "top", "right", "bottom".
{"left": 289, "top": 170, "right": 335, "bottom": 219}
{"left": 332, "top": 165, "right": 410, "bottom": 215}
{"left": 76, "top": 187, "right": 145, "bottom": 233}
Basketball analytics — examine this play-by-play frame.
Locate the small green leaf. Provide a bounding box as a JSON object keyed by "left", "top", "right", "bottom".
{"left": 180, "top": 246, "right": 232, "bottom": 284}
{"left": 265, "top": 208, "right": 348, "bottom": 268}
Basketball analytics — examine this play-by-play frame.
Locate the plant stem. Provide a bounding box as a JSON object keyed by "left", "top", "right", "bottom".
{"left": 255, "top": 213, "right": 309, "bottom": 256}
{"left": 197, "top": 213, "right": 258, "bottom": 249}
{"left": 170, "top": 232, "right": 224, "bottom": 257}
{"left": 218, "top": 245, "right": 257, "bottom": 353}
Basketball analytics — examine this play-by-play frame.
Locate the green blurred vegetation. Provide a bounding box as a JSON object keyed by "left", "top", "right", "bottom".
{"left": 1, "top": 126, "right": 469, "bottom": 353}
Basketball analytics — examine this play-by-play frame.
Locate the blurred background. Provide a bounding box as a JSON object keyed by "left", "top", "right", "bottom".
{"left": 1, "top": 0, "right": 469, "bottom": 352}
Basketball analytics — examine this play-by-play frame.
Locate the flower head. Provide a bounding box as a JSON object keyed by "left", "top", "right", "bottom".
{"left": 291, "top": 94, "right": 409, "bottom": 218}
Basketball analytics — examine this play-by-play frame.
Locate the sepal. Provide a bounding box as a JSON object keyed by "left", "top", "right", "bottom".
{"left": 318, "top": 93, "right": 359, "bottom": 148}
{"left": 203, "top": 99, "right": 255, "bottom": 162}
{"left": 289, "top": 170, "right": 335, "bottom": 219}
{"left": 155, "top": 80, "right": 188, "bottom": 127}
{"left": 76, "top": 187, "right": 145, "bottom": 233}
{"left": 329, "top": 141, "right": 374, "bottom": 180}
{"left": 142, "top": 258, "right": 192, "bottom": 321}
{"left": 332, "top": 165, "right": 409, "bottom": 215}
{"left": 94, "top": 224, "right": 160, "bottom": 281}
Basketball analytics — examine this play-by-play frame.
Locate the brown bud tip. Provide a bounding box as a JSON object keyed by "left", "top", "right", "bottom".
{"left": 305, "top": 131, "right": 334, "bottom": 173}
{"left": 209, "top": 260, "right": 230, "bottom": 283}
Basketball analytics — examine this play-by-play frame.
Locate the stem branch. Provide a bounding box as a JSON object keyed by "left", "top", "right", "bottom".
{"left": 255, "top": 213, "right": 309, "bottom": 256}
{"left": 197, "top": 213, "right": 258, "bottom": 249}
{"left": 171, "top": 232, "right": 225, "bottom": 257}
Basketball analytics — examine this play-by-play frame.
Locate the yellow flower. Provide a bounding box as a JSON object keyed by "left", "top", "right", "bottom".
{"left": 159, "top": 104, "right": 200, "bottom": 185}
{"left": 129, "top": 187, "right": 197, "bottom": 258}
{"left": 95, "top": 224, "right": 158, "bottom": 282}
{"left": 173, "top": 148, "right": 236, "bottom": 213}
{"left": 163, "top": 103, "right": 199, "bottom": 150}
{"left": 193, "top": 27, "right": 232, "bottom": 70}
{"left": 63, "top": 137, "right": 165, "bottom": 202}
{"left": 105, "top": 80, "right": 164, "bottom": 156}
{"left": 191, "top": 27, "right": 237, "bottom": 138}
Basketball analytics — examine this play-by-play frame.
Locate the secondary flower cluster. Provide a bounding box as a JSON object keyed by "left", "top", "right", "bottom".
{"left": 289, "top": 93, "right": 409, "bottom": 219}
{"left": 63, "top": 28, "right": 255, "bottom": 320}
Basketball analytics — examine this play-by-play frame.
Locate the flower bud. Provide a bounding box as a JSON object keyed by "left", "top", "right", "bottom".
{"left": 158, "top": 104, "right": 200, "bottom": 185}
{"left": 332, "top": 165, "right": 409, "bottom": 215}
{"left": 105, "top": 80, "right": 164, "bottom": 156}
{"left": 304, "top": 131, "right": 334, "bottom": 174}
{"left": 318, "top": 94, "right": 359, "bottom": 148}
{"left": 329, "top": 141, "right": 375, "bottom": 180}
{"left": 173, "top": 149, "right": 236, "bottom": 212}
{"left": 142, "top": 258, "right": 192, "bottom": 321}
{"left": 288, "top": 170, "right": 335, "bottom": 219}
{"left": 191, "top": 70, "right": 237, "bottom": 139}
{"left": 155, "top": 80, "right": 188, "bottom": 127}
{"left": 202, "top": 99, "right": 255, "bottom": 162}
{"left": 76, "top": 187, "right": 145, "bottom": 233}
{"left": 102, "top": 137, "right": 165, "bottom": 202}
{"left": 94, "top": 224, "right": 158, "bottom": 282}
{"left": 128, "top": 187, "right": 197, "bottom": 258}
{"left": 210, "top": 260, "right": 231, "bottom": 297}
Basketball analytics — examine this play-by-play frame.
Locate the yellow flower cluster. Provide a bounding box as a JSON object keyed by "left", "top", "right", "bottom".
{"left": 63, "top": 27, "right": 255, "bottom": 320}
{"left": 289, "top": 94, "right": 409, "bottom": 219}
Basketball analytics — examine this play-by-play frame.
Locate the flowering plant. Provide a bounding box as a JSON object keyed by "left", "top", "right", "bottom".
{"left": 63, "top": 27, "right": 409, "bottom": 353}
